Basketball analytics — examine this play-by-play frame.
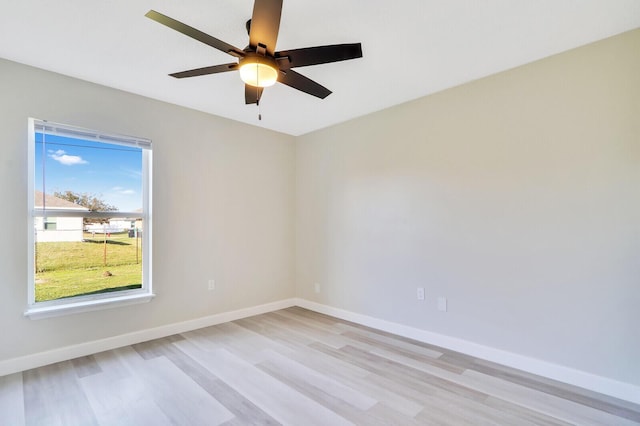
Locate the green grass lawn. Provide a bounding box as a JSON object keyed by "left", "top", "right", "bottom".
{"left": 35, "top": 232, "right": 142, "bottom": 302}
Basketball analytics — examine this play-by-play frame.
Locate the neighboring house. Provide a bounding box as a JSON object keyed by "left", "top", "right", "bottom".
{"left": 34, "top": 190, "right": 89, "bottom": 242}
{"left": 85, "top": 213, "right": 142, "bottom": 235}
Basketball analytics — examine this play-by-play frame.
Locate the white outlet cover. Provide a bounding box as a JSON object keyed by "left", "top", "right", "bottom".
{"left": 208, "top": 280, "right": 216, "bottom": 291}
{"left": 314, "top": 283, "right": 321, "bottom": 293}
{"left": 437, "top": 297, "right": 447, "bottom": 312}
{"left": 417, "top": 287, "right": 425, "bottom": 301}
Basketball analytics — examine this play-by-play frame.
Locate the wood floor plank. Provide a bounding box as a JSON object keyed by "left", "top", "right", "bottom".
{"left": 338, "top": 334, "right": 624, "bottom": 424}
{"left": 335, "top": 322, "right": 444, "bottom": 359}
{"left": 261, "top": 311, "right": 350, "bottom": 349}
{"left": 483, "top": 396, "right": 575, "bottom": 426}
{"left": 284, "top": 306, "right": 343, "bottom": 326}
{"left": 195, "top": 321, "right": 295, "bottom": 365}
{"left": 461, "top": 369, "right": 640, "bottom": 426}
{"left": 235, "top": 315, "right": 317, "bottom": 348}
{"left": 0, "top": 373, "right": 25, "bottom": 426}
{"left": 174, "top": 341, "right": 353, "bottom": 425}
{"left": 117, "top": 346, "right": 235, "bottom": 425}
{"left": 23, "top": 361, "right": 98, "bottom": 426}
{"left": 91, "top": 348, "right": 135, "bottom": 380}
{"left": 70, "top": 354, "right": 102, "bottom": 379}
{"left": 350, "top": 334, "right": 635, "bottom": 425}
{"left": 335, "top": 324, "right": 639, "bottom": 425}
{"left": 275, "top": 343, "right": 426, "bottom": 417}
{"left": 365, "top": 403, "right": 424, "bottom": 425}
{"left": 234, "top": 316, "right": 426, "bottom": 416}
{"left": 274, "top": 308, "right": 344, "bottom": 334}
{"left": 342, "top": 330, "right": 463, "bottom": 374}
{"left": 131, "top": 335, "right": 185, "bottom": 360}
{"left": 309, "top": 340, "right": 498, "bottom": 420}
{"left": 416, "top": 385, "right": 569, "bottom": 426}
{"left": 339, "top": 343, "right": 489, "bottom": 403}
{"left": 257, "top": 362, "right": 380, "bottom": 425}
{"left": 79, "top": 367, "right": 173, "bottom": 426}
{"left": 235, "top": 316, "right": 328, "bottom": 358}
{"left": 469, "top": 359, "right": 640, "bottom": 422}
{"left": 259, "top": 349, "right": 377, "bottom": 410}
{"left": 139, "top": 336, "right": 281, "bottom": 425}
{"left": 333, "top": 320, "right": 445, "bottom": 355}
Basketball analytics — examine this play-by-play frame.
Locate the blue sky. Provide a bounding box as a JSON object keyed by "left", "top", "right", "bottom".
{"left": 35, "top": 133, "right": 142, "bottom": 212}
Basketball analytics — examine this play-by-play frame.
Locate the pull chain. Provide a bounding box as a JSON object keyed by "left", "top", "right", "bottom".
{"left": 256, "top": 66, "right": 262, "bottom": 120}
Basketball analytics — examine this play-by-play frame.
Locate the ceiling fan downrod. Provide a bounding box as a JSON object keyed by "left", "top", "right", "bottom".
{"left": 256, "top": 66, "right": 262, "bottom": 120}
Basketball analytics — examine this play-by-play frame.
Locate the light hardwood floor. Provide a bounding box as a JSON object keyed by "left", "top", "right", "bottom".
{"left": 1, "top": 307, "right": 639, "bottom": 425}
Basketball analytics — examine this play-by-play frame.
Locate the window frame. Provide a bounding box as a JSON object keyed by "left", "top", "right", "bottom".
{"left": 26, "top": 118, "right": 154, "bottom": 319}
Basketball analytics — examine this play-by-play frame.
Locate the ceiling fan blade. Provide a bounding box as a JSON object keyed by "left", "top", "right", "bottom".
{"left": 278, "top": 70, "right": 331, "bottom": 99}
{"left": 245, "top": 85, "right": 265, "bottom": 104}
{"left": 145, "top": 10, "right": 244, "bottom": 58}
{"left": 276, "top": 43, "right": 362, "bottom": 69}
{"left": 249, "top": 0, "right": 283, "bottom": 55}
{"left": 170, "top": 63, "right": 239, "bottom": 78}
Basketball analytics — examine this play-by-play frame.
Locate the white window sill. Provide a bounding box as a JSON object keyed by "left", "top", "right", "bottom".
{"left": 25, "top": 293, "right": 155, "bottom": 320}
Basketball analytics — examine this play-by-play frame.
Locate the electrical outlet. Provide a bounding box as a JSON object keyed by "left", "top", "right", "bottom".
{"left": 437, "top": 296, "right": 447, "bottom": 312}
{"left": 314, "top": 283, "right": 321, "bottom": 293}
{"left": 417, "top": 287, "right": 425, "bottom": 301}
{"left": 208, "top": 279, "right": 216, "bottom": 291}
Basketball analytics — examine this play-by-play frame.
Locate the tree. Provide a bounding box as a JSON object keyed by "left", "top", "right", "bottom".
{"left": 54, "top": 191, "right": 118, "bottom": 224}
{"left": 54, "top": 190, "right": 118, "bottom": 211}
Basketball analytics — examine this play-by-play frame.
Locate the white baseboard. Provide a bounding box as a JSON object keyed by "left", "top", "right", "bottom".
{"left": 0, "top": 298, "right": 296, "bottom": 377}
{"left": 294, "top": 298, "right": 640, "bottom": 405}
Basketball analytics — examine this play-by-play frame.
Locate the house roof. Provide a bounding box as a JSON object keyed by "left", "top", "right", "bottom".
{"left": 34, "top": 190, "right": 89, "bottom": 210}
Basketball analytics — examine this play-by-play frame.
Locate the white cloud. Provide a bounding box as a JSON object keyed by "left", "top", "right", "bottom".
{"left": 112, "top": 186, "right": 135, "bottom": 195}
{"left": 49, "top": 150, "right": 88, "bottom": 166}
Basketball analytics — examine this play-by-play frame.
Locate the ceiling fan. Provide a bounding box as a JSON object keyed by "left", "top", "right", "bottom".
{"left": 145, "top": 0, "right": 363, "bottom": 106}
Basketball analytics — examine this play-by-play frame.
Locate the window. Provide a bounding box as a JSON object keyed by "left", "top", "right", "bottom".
{"left": 27, "top": 118, "right": 153, "bottom": 319}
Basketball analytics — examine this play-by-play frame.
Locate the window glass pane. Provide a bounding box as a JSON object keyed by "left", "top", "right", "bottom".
{"left": 35, "top": 132, "right": 143, "bottom": 213}
{"left": 35, "top": 217, "right": 144, "bottom": 302}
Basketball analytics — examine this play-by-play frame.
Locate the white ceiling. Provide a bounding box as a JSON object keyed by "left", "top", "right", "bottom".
{"left": 1, "top": 1, "right": 639, "bottom": 136}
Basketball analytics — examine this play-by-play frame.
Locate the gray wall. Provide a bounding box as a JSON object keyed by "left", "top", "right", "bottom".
{"left": 0, "top": 58, "right": 295, "bottom": 361}
{"left": 296, "top": 29, "right": 640, "bottom": 385}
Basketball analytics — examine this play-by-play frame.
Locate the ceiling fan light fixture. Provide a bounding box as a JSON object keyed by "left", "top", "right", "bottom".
{"left": 239, "top": 56, "right": 278, "bottom": 87}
